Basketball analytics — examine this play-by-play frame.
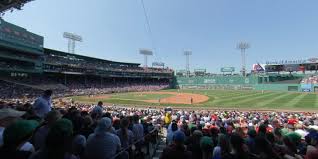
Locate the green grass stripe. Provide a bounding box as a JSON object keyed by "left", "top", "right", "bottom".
{"left": 315, "top": 94, "right": 318, "bottom": 107}
{"left": 262, "top": 93, "right": 301, "bottom": 108}
{"left": 227, "top": 92, "right": 281, "bottom": 107}
{"left": 214, "top": 91, "right": 256, "bottom": 99}
{"left": 293, "top": 94, "right": 318, "bottom": 108}
{"left": 184, "top": 90, "right": 240, "bottom": 98}
{"left": 212, "top": 92, "right": 271, "bottom": 105}
{"left": 282, "top": 93, "right": 306, "bottom": 107}
{"left": 212, "top": 91, "right": 263, "bottom": 102}
{"left": 253, "top": 93, "right": 292, "bottom": 108}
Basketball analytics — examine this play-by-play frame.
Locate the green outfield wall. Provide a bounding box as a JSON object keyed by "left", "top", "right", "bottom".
{"left": 254, "top": 84, "right": 300, "bottom": 91}
{"left": 176, "top": 76, "right": 259, "bottom": 85}
{"left": 175, "top": 76, "right": 307, "bottom": 92}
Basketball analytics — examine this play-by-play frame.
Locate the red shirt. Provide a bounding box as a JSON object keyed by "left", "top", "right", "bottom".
{"left": 288, "top": 118, "right": 297, "bottom": 125}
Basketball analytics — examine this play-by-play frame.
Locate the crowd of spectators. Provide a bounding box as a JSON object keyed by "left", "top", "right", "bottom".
{"left": 69, "top": 83, "right": 170, "bottom": 96}
{"left": 44, "top": 53, "right": 173, "bottom": 74}
{"left": 1, "top": 74, "right": 318, "bottom": 159}
{"left": 0, "top": 80, "right": 42, "bottom": 99}
{"left": 160, "top": 109, "right": 318, "bottom": 159}
{"left": 0, "top": 61, "right": 34, "bottom": 71}
{"left": 0, "top": 90, "right": 162, "bottom": 159}
{"left": 0, "top": 78, "right": 170, "bottom": 102}
{"left": 301, "top": 75, "right": 318, "bottom": 84}
{"left": 1, "top": 88, "right": 318, "bottom": 159}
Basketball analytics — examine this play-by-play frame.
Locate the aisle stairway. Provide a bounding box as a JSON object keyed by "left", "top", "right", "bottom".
{"left": 152, "top": 128, "right": 167, "bottom": 159}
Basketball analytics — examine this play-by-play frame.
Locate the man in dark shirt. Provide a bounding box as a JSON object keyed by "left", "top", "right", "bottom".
{"left": 160, "top": 130, "right": 192, "bottom": 159}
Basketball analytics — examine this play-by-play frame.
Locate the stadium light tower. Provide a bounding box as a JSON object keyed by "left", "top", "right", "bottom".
{"left": 63, "top": 32, "right": 82, "bottom": 54}
{"left": 139, "top": 49, "right": 153, "bottom": 68}
{"left": 184, "top": 50, "right": 192, "bottom": 77}
{"left": 236, "top": 42, "right": 250, "bottom": 77}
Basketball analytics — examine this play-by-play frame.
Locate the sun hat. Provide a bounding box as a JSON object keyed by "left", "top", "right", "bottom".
{"left": 95, "top": 117, "right": 112, "bottom": 133}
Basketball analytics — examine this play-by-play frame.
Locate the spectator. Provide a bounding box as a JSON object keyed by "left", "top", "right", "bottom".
{"left": 200, "top": 136, "right": 213, "bottom": 159}
{"left": 212, "top": 134, "right": 231, "bottom": 159}
{"left": 165, "top": 113, "right": 172, "bottom": 127}
{"left": 229, "top": 133, "right": 249, "bottom": 159}
{"left": 0, "top": 108, "right": 25, "bottom": 147}
{"left": 116, "top": 117, "right": 134, "bottom": 158}
{"left": 32, "top": 90, "right": 53, "bottom": 118}
{"left": 246, "top": 129, "right": 257, "bottom": 154}
{"left": 258, "top": 124, "right": 267, "bottom": 137}
{"left": 306, "top": 131, "right": 318, "bottom": 159}
{"left": 254, "top": 136, "right": 280, "bottom": 159}
{"left": 116, "top": 117, "right": 134, "bottom": 149}
{"left": 167, "top": 122, "right": 178, "bottom": 145}
{"left": 0, "top": 119, "right": 39, "bottom": 159}
{"left": 132, "top": 115, "right": 144, "bottom": 146}
{"left": 274, "top": 128, "right": 284, "bottom": 145}
{"left": 84, "top": 117, "right": 121, "bottom": 159}
{"left": 33, "top": 110, "right": 62, "bottom": 150}
{"left": 282, "top": 132, "right": 302, "bottom": 157}
{"left": 71, "top": 134, "right": 86, "bottom": 158}
{"left": 91, "top": 101, "right": 103, "bottom": 119}
{"left": 160, "top": 130, "right": 192, "bottom": 159}
{"left": 29, "top": 118, "right": 76, "bottom": 159}
{"left": 79, "top": 116, "right": 94, "bottom": 139}
{"left": 186, "top": 130, "right": 203, "bottom": 159}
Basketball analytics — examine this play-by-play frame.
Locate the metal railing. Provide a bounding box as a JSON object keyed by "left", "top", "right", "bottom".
{"left": 112, "top": 127, "right": 160, "bottom": 159}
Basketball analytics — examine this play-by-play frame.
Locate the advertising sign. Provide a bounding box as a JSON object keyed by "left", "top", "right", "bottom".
{"left": 301, "top": 84, "right": 312, "bottom": 92}
{"left": 152, "top": 62, "right": 164, "bottom": 67}
{"left": 221, "top": 67, "right": 235, "bottom": 72}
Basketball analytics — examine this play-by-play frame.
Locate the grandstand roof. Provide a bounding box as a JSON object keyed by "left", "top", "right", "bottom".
{"left": 0, "top": 18, "right": 44, "bottom": 55}
{"left": 0, "top": 0, "right": 33, "bottom": 13}
{"left": 44, "top": 48, "right": 141, "bottom": 67}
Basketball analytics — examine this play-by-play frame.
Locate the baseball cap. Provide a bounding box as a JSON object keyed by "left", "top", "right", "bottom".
{"left": 173, "top": 130, "right": 185, "bottom": 142}
{"left": 285, "top": 132, "right": 301, "bottom": 144}
{"left": 306, "top": 131, "right": 318, "bottom": 141}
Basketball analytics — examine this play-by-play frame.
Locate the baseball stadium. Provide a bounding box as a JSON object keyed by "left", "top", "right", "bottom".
{"left": 1, "top": 1, "right": 318, "bottom": 159}
{"left": 0, "top": 14, "right": 318, "bottom": 110}
{"left": 2, "top": 14, "right": 318, "bottom": 111}
{"left": 0, "top": 1, "right": 317, "bottom": 112}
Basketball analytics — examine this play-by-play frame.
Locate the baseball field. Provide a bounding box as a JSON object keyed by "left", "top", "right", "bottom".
{"left": 69, "top": 89, "right": 318, "bottom": 111}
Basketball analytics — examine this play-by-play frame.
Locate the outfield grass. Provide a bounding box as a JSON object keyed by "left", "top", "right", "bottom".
{"left": 70, "top": 89, "right": 318, "bottom": 111}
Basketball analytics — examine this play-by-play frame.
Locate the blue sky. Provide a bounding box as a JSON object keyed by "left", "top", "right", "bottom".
{"left": 4, "top": 0, "right": 318, "bottom": 73}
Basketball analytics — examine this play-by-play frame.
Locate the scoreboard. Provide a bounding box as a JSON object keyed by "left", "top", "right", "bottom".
{"left": 0, "top": 18, "right": 43, "bottom": 54}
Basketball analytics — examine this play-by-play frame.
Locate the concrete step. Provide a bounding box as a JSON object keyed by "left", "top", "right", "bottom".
{"left": 149, "top": 128, "right": 167, "bottom": 159}
{"left": 157, "top": 144, "right": 165, "bottom": 150}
